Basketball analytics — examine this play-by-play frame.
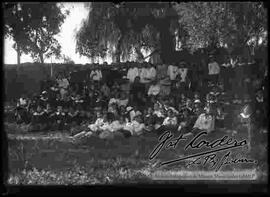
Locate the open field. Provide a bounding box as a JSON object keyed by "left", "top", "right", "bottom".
{"left": 5, "top": 122, "right": 268, "bottom": 185}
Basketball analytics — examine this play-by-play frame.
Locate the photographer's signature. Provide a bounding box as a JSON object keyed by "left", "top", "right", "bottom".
{"left": 149, "top": 131, "right": 257, "bottom": 171}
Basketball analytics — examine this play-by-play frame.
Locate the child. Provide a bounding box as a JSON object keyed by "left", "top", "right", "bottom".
{"left": 118, "top": 91, "right": 129, "bottom": 107}
{"left": 66, "top": 106, "right": 78, "bottom": 129}
{"left": 193, "top": 92, "right": 201, "bottom": 104}
{"left": 29, "top": 105, "right": 46, "bottom": 132}
{"left": 100, "top": 82, "right": 110, "bottom": 98}
{"left": 156, "top": 109, "right": 178, "bottom": 135}
{"left": 108, "top": 102, "right": 119, "bottom": 119}
{"left": 215, "top": 106, "right": 226, "bottom": 130}
{"left": 52, "top": 105, "right": 66, "bottom": 131}
{"left": 177, "top": 108, "right": 193, "bottom": 133}
{"left": 43, "top": 103, "right": 54, "bottom": 130}
{"left": 143, "top": 107, "right": 156, "bottom": 132}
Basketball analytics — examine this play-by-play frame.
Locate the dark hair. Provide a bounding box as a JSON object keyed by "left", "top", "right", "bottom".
{"left": 107, "top": 112, "right": 115, "bottom": 122}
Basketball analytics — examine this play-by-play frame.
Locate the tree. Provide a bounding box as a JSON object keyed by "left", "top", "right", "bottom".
{"left": 4, "top": 2, "right": 68, "bottom": 64}
{"left": 174, "top": 2, "right": 267, "bottom": 54}
{"left": 76, "top": 2, "right": 179, "bottom": 63}
{"left": 4, "top": 2, "right": 26, "bottom": 65}
{"left": 62, "top": 55, "right": 75, "bottom": 64}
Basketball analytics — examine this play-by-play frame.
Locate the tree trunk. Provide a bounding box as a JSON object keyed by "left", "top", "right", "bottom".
{"left": 158, "top": 19, "right": 175, "bottom": 64}
{"left": 135, "top": 46, "right": 144, "bottom": 62}
{"left": 115, "top": 35, "right": 122, "bottom": 63}
{"left": 16, "top": 43, "right": 21, "bottom": 65}
{"left": 39, "top": 52, "right": 44, "bottom": 64}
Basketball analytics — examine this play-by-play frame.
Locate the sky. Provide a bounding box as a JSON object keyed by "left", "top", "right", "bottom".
{"left": 4, "top": 3, "right": 91, "bottom": 64}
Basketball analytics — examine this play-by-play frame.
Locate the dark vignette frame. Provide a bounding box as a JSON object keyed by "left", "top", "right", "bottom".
{"left": 1, "top": 0, "right": 269, "bottom": 196}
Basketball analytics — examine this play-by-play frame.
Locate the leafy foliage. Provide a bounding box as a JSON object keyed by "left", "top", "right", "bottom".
{"left": 4, "top": 3, "right": 68, "bottom": 63}
{"left": 76, "top": 2, "right": 178, "bottom": 63}
{"left": 174, "top": 2, "right": 267, "bottom": 53}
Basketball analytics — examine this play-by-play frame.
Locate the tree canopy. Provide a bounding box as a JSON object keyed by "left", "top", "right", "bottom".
{"left": 76, "top": 2, "right": 267, "bottom": 63}
{"left": 4, "top": 2, "right": 68, "bottom": 64}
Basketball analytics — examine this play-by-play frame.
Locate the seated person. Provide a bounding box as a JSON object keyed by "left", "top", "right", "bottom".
{"left": 127, "top": 106, "right": 142, "bottom": 121}
{"left": 108, "top": 103, "right": 119, "bottom": 119}
{"left": 43, "top": 103, "right": 54, "bottom": 129}
{"left": 122, "top": 115, "right": 145, "bottom": 136}
{"left": 29, "top": 105, "right": 46, "bottom": 132}
{"left": 108, "top": 92, "right": 120, "bottom": 106}
{"left": 193, "top": 92, "right": 201, "bottom": 104}
{"left": 117, "top": 92, "right": 129, "bottom": 107}
{"left": 51, "top": 105, "right": 66, "bottom": 131}
{"left": 143, "top": 107, "right": 156, "bottom": 132}
{"left": 100, "top": 82, "right": 110, "bottom": 98}
{"left": 254, "top": 90, "right": 266, "bottom": 128}
{"left": 87, "top": 111, "right": 106, "bottom": 133}
{"left": 193, "top": 105, "right": 215, "bottom": 133}
{"left": 147, "top": 80, "right": 160, "bottom": 96}
{"left": 99, "top": 113, "right": 123, "bottom": 139}
{"left": 232, "top": 104, "right": 253, "bottom": 134}
{"left": 66, "top": 106, "right": 79, "bottom": 128}
{"left": 192, "top": 102, "right": 203, "bottom": 117}
{"left": 177, "top": 108, "right": 193, "bottom": 133}
{"left": 215, "top": 106, "right": 226, "bottom": 129}
{"left": 156, "top": 109, "right": 178, "bottom": 135}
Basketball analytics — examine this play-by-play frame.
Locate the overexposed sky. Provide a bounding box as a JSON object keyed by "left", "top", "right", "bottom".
{"left": 4, "top": 2, "right": 90, "bottom": 64}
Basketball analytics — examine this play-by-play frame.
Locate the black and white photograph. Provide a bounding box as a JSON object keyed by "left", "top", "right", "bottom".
{"left": 3, "top": 1, "right": 268, "bottom": 191}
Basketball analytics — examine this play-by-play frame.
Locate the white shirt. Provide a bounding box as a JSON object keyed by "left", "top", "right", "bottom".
{"left": 57, "top": 78, "right": 69, "bottom": 89}
{"left": 118, "top": 98, "right": 129, "bottom": 107}
{"left": 139, "top": 67, "right": 149, "bottom": 83}
{"left": 124, "top": 121, "right": 145, "bottom": 135}
{"left": 109, "top": 120, "right": 123, "bottom": 132}
{"left": 90, "top": 70, "right": 102, "bottom": 81}
{"left": 178, "top": 68, "right": 188, "bottom": 82}
{"left": 129, "top": 110, "right": 142, "bottom": 121}
{"left": 19, "top": 98, "right": 27, "bottom": 106}
{"left": 88, "top": 118, "right": 105, "bottom": 132}
{"left": 109, "top": 98, "right": 119, "bottom": 105}
{"left": 193, "top": 113, "right": 215, "bottom": 132}
{"left": 147, "top": 67, "right": 157, "bottom": 81}
{"left": 167, "top": 65, "right": 179, "bottom": 80}
{"left": 127, "top": 67, "right": 139, "bottom": 82}
{"left": 148, "top": 84, "right": 160, "bottom": 96}
{"left": 208, "top": 62, "right": 220, "bottom": 75}
{"left": 157, "top": 64, "right": 168, "bottom": 79}
{"left": 162, "top": 117, "right": 178, "bottom": 126}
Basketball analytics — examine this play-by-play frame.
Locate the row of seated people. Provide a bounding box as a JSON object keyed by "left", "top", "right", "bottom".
{"left": 9, "top": 78, "right": 267, "bottom": 138}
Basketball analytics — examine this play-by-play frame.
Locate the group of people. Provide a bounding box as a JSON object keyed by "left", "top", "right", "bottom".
{"left": 5, "top": 53, "right": 268, "bottom": 140}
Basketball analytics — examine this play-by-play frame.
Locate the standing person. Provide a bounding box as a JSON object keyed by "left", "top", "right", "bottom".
{"left": 126, "top": 63, "right": 139, "bottom": 83}
{"left": 208, "top": 55, "right": 220, "bottom": 85}
{"left": 156, "top": 63, "right": 168, "bottom": 80}
{"left": 167, "top": 62, "right": 179, "bottom": 81}
{"left": 57, "top": 73, "right": 69, "bottom": 100}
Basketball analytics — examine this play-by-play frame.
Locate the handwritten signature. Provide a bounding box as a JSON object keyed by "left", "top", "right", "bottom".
{"left": 149, "top": 131, "right": 257, "bottom": 171}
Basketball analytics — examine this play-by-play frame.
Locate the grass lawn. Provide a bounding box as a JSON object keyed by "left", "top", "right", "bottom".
{"left": 5, "top": 122, "right": 268, "bottom": 185}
